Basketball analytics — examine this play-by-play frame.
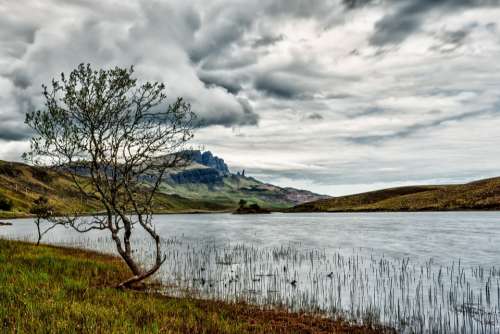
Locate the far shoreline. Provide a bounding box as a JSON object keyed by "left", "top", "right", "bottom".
{"left": 3, "top": 208, "right": 500, "bottom": 221}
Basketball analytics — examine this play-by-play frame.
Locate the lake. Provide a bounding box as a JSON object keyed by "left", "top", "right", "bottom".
{"left": 1, "top": 212, "right": 499, "bottom": 333}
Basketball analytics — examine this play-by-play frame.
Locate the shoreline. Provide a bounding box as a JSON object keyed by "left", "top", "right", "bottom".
{"left": 3, "top": 207, "right": 500, "bottom": 220}
{"left": 0, "top": 238, "right": 393, "bottom": 333}
{"left": 0, "top": 209, "right": 235, "bottom": 220}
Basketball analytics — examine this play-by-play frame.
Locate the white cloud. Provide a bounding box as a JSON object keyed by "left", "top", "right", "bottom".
{"left": 1, "top": 0, "right": 500, "bottom": 195}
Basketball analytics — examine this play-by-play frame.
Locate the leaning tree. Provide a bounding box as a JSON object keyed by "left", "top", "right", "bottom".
{"left": 24, "top": 63, "right": 194, "bottom": 288}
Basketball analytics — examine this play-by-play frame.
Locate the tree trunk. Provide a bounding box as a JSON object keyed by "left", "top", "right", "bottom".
{"left": 35, "top": 219, "right": 41, "bottom": 246}
{"left": 114, "top": 224, "right": 165, "bottom": 289}
{"left": 116, "top": 260, "right": 164, "bottom": 289}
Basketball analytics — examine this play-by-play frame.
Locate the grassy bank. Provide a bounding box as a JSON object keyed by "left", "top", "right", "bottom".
{"left": 289, "top": 177, "right": 500, "bottom": 212}
{"left": 0, "top": 239, "right": 389, "bottom": 333}
{"left": 0, "top": 160, "right": 233, "bottom": 219}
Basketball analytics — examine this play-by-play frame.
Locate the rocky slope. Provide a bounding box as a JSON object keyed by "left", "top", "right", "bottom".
{"left": 160, "top": 150, "right": 329, "bottom": 208}
{"left": 185, "top": 150, "right": 230, "bottom": 175}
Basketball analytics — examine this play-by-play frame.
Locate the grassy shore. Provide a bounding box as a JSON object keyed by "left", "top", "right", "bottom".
{"left": 0, "top": 160, "right": 232, "bottom": 220}
{"left": 0, "top": 239, "right": 390, "bottom": 333}
{"left": 289, "top": 177, "right": 500, "bottom": 212}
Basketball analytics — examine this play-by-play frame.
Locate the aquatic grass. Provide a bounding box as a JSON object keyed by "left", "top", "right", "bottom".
{"left": 0, "top": 238, "right": 388, "bottom": 333}
{"left": 3, "top": 220, "right": 499, "bottom": 333}
{"left": 108, "top": 237, "right": 500, "bottom": 333}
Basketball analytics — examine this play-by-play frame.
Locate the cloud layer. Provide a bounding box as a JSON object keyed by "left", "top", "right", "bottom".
{"left": 1, "top": 0, "right": 500, "bottom": 195}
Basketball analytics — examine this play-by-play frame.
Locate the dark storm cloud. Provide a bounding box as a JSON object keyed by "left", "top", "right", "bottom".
{"left": 265, "top": 0, "right": 338, "bottom": 18}
{"left": 346, "top": 109, "right": 495, "bottom": 145}
{"left": 325, "top": 93, "right": 352, "bottom": 99}
{"left": 254, "top": 74, "right": 310, "bottom": 99}
{"left": 200, "top": 50, "right": 258, "bottom": 71}
{"left": 440, "top": 28, "right": 472, "bottom": 45}
{"left": 0, "top": 125, "right": 30, "bottom": 141}
{"left": 348, "top": 107, "right": 388, "bottom": 118}
{"left": 195, "top": 98, "right": 258, "bottom": 127}
{"left": 0, "top": 16, "right": 38, "bottom": 61}
{"left": 0, "top": 0, "right": 262, "bottom": 133}
{"left": 342, "top": 0, "right": 374, "bottom": 10}
{"left": 188, "top": 16, "right": 251, "bottom": 64}
{"left": 0, "top": 95, "right": 32, "bottom": 141}
{"left": 9, "top": 69, "right": 32, "bottom": 89}
{"left": 369, "top": 1, "right": 434, "bottom": 46}
{"left": 369, "top": 0, "right": 500, "bottom": 46}
{"left": 252, "top": 34, "right": 285, "bottom": 48}
{"left": 486, "top": 22, "right": 497, "bottom": 32}
{"left": 430, "top": 26, "right": 476, "bottom": 53}
{"left": 198, "top": 72, "right": 243, "bottom": 95}
{"left": 307, "top": 113, "right": 324, "bottom": 120}
{"left": 252, "top": 56, "right": 359, "bottom": 100}
{"left": 237, "top": 98, "right": 257, "bottom": 119}
{"left": 253, "top": 66, "right": 358, "bottom": 100}
{"left": 189, "top": 0, "right": 344, "bottom": 67}
{"left": 0, "top": 17, "right": 37, "bottom": 44}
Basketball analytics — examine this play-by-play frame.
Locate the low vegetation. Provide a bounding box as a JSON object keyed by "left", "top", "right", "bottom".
{"left": 0, "top": 194, "right": 13, "bottom": 211}
{"left": 233, "top": 199, "right": 271, "bottom": 214}
{"left": 0, "top": 160, "right": 231, "bottom": 219}
{"left": 0, "top": 239, "right": 387, "bottom": 333}
{"left": 290, "top": 177, "right": 500, "bottom": 212}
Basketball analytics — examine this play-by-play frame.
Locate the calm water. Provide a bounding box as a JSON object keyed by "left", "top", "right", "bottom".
{"left": 1, "top": 212, "right": 499, "bottom": 333}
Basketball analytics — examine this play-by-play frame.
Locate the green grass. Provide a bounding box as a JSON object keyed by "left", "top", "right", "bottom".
{"left": 0, "top": 239, "right": 385, "bottom": 334}
{"left": 289, "top": 177, "right": 500, "bottom": 212}
{"left": 0, "top": 160, "right": 232, "bottom": 219}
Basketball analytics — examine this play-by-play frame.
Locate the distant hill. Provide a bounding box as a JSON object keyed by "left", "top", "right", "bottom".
{"left": 0, "top": 152, "right": 328, "bottom": 218}
{"left": 0, "top": 160, "right": 107, "bottom": 218}
{"left": 0, "top": 160, "right": 231, "bottom": 219}
{"left": 288, "top": 177, "right": 500, "bottom": 212}
{"left": 155, "top": 150, "right": 329, "bottom": 209}
{"left": 160, "top": 172, "right": 328, "bottom": 210}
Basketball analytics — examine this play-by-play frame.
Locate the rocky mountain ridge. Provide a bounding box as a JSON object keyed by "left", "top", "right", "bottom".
{"left": 184, "top": 150, "right": 230, "bottom": 175}
{"left": 0, "top": 151, "right": 329, "bottom": 218}
{"left": 162, "top": 150, "right": 330, "bottom": 207}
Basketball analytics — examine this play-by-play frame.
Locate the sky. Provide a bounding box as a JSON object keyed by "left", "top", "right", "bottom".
{"left": 1, "top": 0, "right": 500, "bottom": 196}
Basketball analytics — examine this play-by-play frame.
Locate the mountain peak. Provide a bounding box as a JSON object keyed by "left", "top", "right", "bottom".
{"left": 182, "top": 150, "right": 230, "bottom": 176}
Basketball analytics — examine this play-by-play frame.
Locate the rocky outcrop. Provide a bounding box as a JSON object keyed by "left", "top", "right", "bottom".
{"left": 169, "top": 167, "right": 223, "bottom": 185}
{"left": 54, "top": 150, "right": 330, "bottom": 207}
{"left": 167, "top": 150, "right": 230, "bottom": 185}
{"left": 183, "top": 150, "right": 230, "bottom": 175}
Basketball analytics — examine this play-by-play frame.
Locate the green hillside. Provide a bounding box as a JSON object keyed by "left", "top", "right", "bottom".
{"left": 159, "top": 174, "right": 326, "bottom": 209}
{"left": 0, "top": 161, "right": 231, "bottom": 219}
{"left": 289, "top": 177, "right": 500, "bottom": 212}
{"left": 0, "top": 160, "right": 326, "bottom": 219}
